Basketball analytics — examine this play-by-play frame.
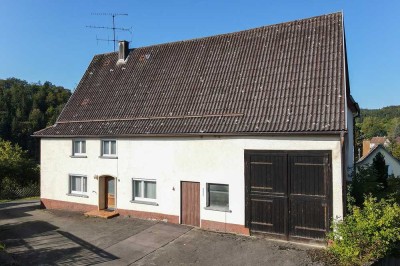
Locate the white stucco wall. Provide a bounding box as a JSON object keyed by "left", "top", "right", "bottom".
{"left": 357, "top": 147, "right": 400, "bottom": 177}
{"left": 41, "top": 135, "right": 344, "bottom": 226}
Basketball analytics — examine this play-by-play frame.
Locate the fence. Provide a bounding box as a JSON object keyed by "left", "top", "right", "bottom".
{"left": 0, "top": 182, "right": 40, "bottom": 200}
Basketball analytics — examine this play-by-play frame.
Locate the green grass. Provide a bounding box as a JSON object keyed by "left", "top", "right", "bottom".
{"left": 0, "top": 242, "right": 5, "bottom": 251}
{"left": 0, "top": 196, "right": 39, "bottom": 203}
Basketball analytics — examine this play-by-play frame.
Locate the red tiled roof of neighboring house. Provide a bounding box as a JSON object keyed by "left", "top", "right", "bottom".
{"left": 370, "top": 136, "right": 387, "bottom": 145}
{"left": 34, "top": 12, "right": 357, "bottom": 137}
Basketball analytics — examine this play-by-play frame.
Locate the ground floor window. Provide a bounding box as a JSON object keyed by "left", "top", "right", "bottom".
{"left": 207, "top": 183, "right": 229, "bottom": 211}
{"left": 69, "top": 175, "right": 87, "bottom": 195}
{"left": 132, "top": 179, "right": 156, "bottom": 202}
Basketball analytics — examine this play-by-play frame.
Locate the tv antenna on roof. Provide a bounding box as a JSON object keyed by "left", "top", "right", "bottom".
{"left": 86, "top": 13, "right": 132, "bottom": 51}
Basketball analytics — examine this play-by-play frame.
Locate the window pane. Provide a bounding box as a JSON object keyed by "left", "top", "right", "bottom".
{"left": 82, "top": 177, "right": 87, "bottom": 192}
{"left": 134, "top": 180, "right": 142, "bottom": 197}
{"left": 209, "top": 184, "right": 229, "bottom": 208}
{"left": 144, "top": 181, "right": 156, "bottom": 199}
{"left": 209, "top": 184, "right": 229, "bottom": 193}
{"left": 81, "top": 141, "right": 86, "bottom": 154}
{"left": 107, "top": 178, "right": 114, "bottom": 195}
{"left": 111, "top": 141, "right": 116, "bottom": 155}
{"left": 74, "top": 141, "right": 80, "bottom": 154}
{"left": 103, "top": 141, "right": 110, "bottom": 154}
{"left": 71, "top": 176, "right": 82, "bottom": 192}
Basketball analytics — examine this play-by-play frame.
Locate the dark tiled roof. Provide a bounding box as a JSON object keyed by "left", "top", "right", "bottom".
{"left": 35, "top": 12, "right": 352, "bottom": 137}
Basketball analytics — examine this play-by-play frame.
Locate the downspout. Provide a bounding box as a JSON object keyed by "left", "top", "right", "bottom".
{"left": 116, "top": 144, "right": 119, "bottom": 212}
{"left": 340, "top": 131, "right": 347, "bottom": 216}
{"left": 341, "top": 12, "right": 348, "bottom": 216}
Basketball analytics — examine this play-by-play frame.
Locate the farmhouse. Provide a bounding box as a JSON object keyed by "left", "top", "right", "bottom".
{"left": 34, "top": 12, "right": 359, "bottom": 241}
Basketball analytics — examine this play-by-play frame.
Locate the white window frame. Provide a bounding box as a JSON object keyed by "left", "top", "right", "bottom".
{"left": 132, "top": 179, "right": 157, "bottom": 202}
{"left": 69, "top": 175, "right": 87, "bottom": 195}
{"left": 101, "top": 139, "right": 117, "bottom": 157}
{"left": 72, "top": 139, "right": 86, "bottom": 156}
{"left": 206, "top": 183, "right": 229, "bottom": 211}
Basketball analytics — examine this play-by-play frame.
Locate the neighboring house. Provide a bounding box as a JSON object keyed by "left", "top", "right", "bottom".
{"left": 357, "top": 144, "right": 400, "bottom": 177}
{"left": 362, "top": 137, "right": 390, "bottom": 156}
{"left": 34, "top": 13, "right": 359, "bottom": 242}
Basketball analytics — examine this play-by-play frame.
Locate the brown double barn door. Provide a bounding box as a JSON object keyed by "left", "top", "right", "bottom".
{"left": 245, "top": 151, "right": 332, "bottom": 241}
{"left": 181, "top": 181, "right": 200, "bottom": 227}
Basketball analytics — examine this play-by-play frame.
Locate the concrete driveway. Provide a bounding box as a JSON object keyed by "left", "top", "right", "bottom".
{"left": 0, "top": 200, "right": 320, "bottom": 265}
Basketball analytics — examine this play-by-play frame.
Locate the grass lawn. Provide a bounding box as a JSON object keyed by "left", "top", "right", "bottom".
{"left": 0, "top": 196, "right": 39, "bottom": 203}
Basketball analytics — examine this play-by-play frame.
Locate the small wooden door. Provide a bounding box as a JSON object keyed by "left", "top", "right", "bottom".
{"left": 106, "top": 176, "right": 115, "bottom": 210}
{"left": 181, "top": 181, "right": 200, "bottom": 226}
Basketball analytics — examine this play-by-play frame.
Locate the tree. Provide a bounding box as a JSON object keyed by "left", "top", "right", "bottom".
{"left": 352, "top": 152, "right": 389, "bottom": 206}
{"left": 360, "top": 117, "right": 387, "bottom": 139}
{"left": 392, "top": 143, "right": 400, "bottom": 160}
{"left": 0, "top": 139, "right": 38, "bottom": 186}
{"left": 372, "top": 152, "right": 388, "bottom": 189}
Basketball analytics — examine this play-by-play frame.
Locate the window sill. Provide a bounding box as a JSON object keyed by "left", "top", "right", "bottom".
{"left": 98, "top": 156, "right": 118, "bottom": 159}
{"left": 204, "top": 206, "right": 231, "bottom": 213}
{"left": 130, "top": 200, "right": 159, "bottom": 206}
{"left": 66, "top": 193, "right": 89, "bottom": 198}
{"left": 70, "top": 155, "right": 87, "bottom": 158}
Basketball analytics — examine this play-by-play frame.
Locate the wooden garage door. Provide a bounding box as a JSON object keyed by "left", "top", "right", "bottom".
{"left": 245, "top": 151, "right": 332, "bottom": 240}
{"left": 181, "top": 181, "right": 200, "bottom": 226}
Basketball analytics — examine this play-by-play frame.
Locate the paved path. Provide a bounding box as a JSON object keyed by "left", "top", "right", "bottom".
{"left": 0, "top": 200, "right": 320, "bottom": 265}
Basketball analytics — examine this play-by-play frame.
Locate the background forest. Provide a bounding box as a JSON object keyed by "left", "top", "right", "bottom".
{"left": 0, "top": 78, "right": 71, "bottom": 160}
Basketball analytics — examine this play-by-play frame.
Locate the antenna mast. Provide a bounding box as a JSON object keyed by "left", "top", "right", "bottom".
{"left": 86, "top": 13, "right": 132, "bottom": 51}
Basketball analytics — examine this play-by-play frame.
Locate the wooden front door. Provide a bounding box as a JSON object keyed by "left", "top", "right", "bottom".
{"left": 106, "top": 176, "right": 115, "bottom": 210}
{"left": 181, "top": 181, "right": 200, "bottom": 226}
{"left": 245, "top": 151, "right": 332, "bottom": 240}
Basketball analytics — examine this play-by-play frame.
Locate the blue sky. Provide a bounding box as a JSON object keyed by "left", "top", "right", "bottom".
{"left": 1, "top": 0, "right": 399, "bottom": 109}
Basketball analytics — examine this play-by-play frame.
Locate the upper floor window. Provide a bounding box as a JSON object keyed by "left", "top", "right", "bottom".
{"left": 102, "top": 140, "right": 117, "bottom": 156}
{"left": 73, "top": 140, "right": 86, "bottom": 156}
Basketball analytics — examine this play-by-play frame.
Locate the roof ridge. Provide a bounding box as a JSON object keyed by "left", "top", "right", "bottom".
{"left": 93, "top": 12, "right": 342, "bottom": 56}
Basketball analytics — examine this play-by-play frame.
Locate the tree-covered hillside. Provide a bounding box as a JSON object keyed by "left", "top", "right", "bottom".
{"left": 0, "top": 78, "right": 71, "bottom": 159}
{"left": 357, "top": 106, "right": 400, "bottom": 139}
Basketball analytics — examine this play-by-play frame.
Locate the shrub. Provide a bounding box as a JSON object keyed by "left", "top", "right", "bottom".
{"left": 327, "top": 196, "right": 400, "bottom": 265}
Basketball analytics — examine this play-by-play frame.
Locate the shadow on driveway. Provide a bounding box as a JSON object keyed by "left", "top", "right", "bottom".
{"left": 0, "top": 202, "right": 119, "bottom": 265}
{"left": 0, "top": 200, "right": 40, "bottom": 219}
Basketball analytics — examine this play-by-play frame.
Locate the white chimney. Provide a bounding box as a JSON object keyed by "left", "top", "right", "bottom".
{"left": 118, "top": 40, "right": 129, "bottom": 62}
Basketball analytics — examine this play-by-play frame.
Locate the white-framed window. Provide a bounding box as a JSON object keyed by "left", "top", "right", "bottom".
{"left": 73, "top": 140, "right": 86, "bottom": 156}
{"left": 132, "top": 179, "right": 157, "bottom": 202}
{"left": 101, "top": 140, "right": 117, "bottom": 156}
{"left": 207, "top": 183, "right": 229, "bottom": 210}
{"left": 69, "top": 175, "right": 87, "bottom": 195}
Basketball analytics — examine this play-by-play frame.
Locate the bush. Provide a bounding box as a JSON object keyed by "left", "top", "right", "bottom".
{"left": 0, "top": 139, "right": 39, "bottom": 185}
{"left": 327, "top": 196, "right": 400, "bottom": 265}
